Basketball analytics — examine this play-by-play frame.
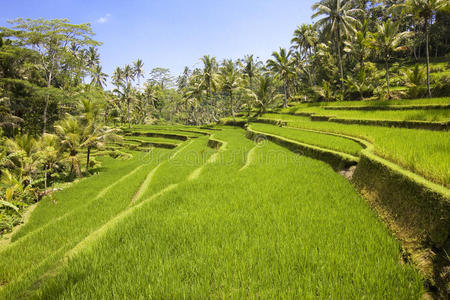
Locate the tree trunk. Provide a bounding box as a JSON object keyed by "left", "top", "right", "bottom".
{"left": 385, "top": 59, "right": 391, "bottom": 99}
{"left": 425, "top": 18, "right": 431, "bottom": 98}
{"left": 336, "top": 29, "right": 344, "bottom": 93}
{"left": 230, "top": 91, "right": 235, "bottom": 120}
{"left": 283, "top": 82, "right": 288, "bottom": 108}
{"left": 44, "top": 164, "right": 48, "bottom": 192}
{"left": 86, "top": 147, "right": 91, "bottom": 174}
{"left": 42, "top": 72, "right": 52, "bottom": 134}
{"left": 127, "top": 98, "right": 131, "bottom": 128}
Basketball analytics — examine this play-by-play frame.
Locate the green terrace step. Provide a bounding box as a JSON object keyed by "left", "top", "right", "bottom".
{"left": 323, "top": 104, "right": 450, "bottom": 111}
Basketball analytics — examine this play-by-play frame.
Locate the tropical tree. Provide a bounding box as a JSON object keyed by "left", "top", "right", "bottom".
{"left": 291, "top": 24, "right": 317, "bottom": 58}
{"left": 133, "top": 59, "right": 144, "bottom": 87}
{"left": 36, "top": 133, "right": 62, "bottom": 191}
{"left": 372, "top": 19, "right": 412, "bottom": 98}
{"left": 90, "top": 65, "right": 108, "bottom": 89}
{"left": 312, "top": 0, "right": 362, "bottom": 90}
{"left": 1, "top": 18, "right": 100, "bottom": 133}
{"left": 54, "top": 114, "right": 83, "bottom": 177}
{"left": 219, "top": 60, "right": 244, "bottom": 119}
{"left": 239, "top": 55, "right": 261, "bottom": 91}
{"left": 404, "top": 0, "right": 449, "bottom": 97}
{"left": 249, "top": 75, "right": 281, "bottom": 115}
{"left": 199, "top": 55, "right": 219, "bottom": 121}
{"left": 78, "top": 99, "right": 119, "bottom": 173}
{"left": 112, "top": 67, "right": 124, "bottom": 90}
{"left": 266, "top": 48, "right": 294, "bottom": 108}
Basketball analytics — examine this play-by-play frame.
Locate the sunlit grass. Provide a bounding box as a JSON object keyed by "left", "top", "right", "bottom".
{"left": 251, "top": 122, "right": 363, "bottom": 156}
{"left": 262, "top": 113, "right": 450, "bottom": 186}
{"left": 30, "top": 128, "right": 423, "bottom": 299}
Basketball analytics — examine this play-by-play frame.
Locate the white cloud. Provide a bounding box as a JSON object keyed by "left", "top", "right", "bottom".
{"left": 97, "top": 13, "right": 111, "bottom": 24}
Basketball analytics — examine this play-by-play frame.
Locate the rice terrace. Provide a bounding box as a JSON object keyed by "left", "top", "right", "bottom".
{"left": 0, "top": 0, "right": 450, "bottom": 299}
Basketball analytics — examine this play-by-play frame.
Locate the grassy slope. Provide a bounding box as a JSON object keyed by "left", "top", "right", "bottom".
{"left": 0, "top": 138, "right": 217, "bottom": 298}
{"left": 286, "top": 97, "right": 450, "bottom": 110}
{"left": 123, "top": 135, "right": 183, "bottom": 144}
{"left": 286, "top": 107, "right": 450, "bottom": 122}
{"left": 262, "top": 113, "right": 450, "bottom": 187}
{"left": 29, "top": 128, "right": 423, "bottom": 299}
{"left": 250, "top": 123, "right": 363, "bottom": 156}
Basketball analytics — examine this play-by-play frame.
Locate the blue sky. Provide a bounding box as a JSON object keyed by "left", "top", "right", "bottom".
{"left": 1, "top": 0, "right": 316, "bottom": 86}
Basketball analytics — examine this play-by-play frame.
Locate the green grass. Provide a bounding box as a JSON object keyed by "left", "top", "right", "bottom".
{"left": 22, "top": 128, "right": 423, "bottom": 299}
{"left": 262, "top": 113, "right": 450, "bottom": 187}
{"left": 123, "top": 135, "right": 183, "bottom": 145}
{"left": 283, "top": 97, "right": 450, "bottom": 112}
{"left": 250, "top": 122, "right": 363, "bottom": 156}
{"left": 286, "top": 106, "right": 450, "bottom": 122}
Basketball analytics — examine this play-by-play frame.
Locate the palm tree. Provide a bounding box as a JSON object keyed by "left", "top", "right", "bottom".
{"left": 404, "top": 0, "right": 449, "bottom": 97}
{"left": 239, "top": 55, "right": 261, "bottom": 91}
{"left": 312, "top": 0, "right": 362, "bottom": 90}
{"left": 123, "top": 64, "right": 135, "bottom": 85}
{"left": 36, "top": 133, "right": 62, "bottom": 191}
{"left": 4, "top": 134, "right": 39, "bottom": 187}
{"left": 343, "top": 19, "right": 372, "bottom": 68}
{"left": 219, "top": 60, "right": 243, "bottom": 119}
{"left": 291, "top": 24, "right": 317, "bottom": 58}
{"left": 266, "top": 48, "right": 294, "bottom": 108}
{"left": 78, "top": 99, "right": 120, "bottom": 173}
{"left": 54, "top": 115, "right": 82, "bottom": 177}
{"left": 249, "top": 75, "right": 282, "bottom": 116}
{"left": 199, "top": 55, "right": 218, "bottom": 122}
{"left": 86, "top": 47, "right": 100, "bottom": 69}
{"left": 90, "top": 65, "right": 108, "bottom": 89}
{"left": 112, "top": 67, "right": 124, "bottom": 90}
{"left": 115, "top": 82, "right": 135, "bottom": 128}
{"left": 133, "top": 59, "right": 144, "bottom": 87}
{"left": 372, "top": 20, "right": 412, "bottom": 99}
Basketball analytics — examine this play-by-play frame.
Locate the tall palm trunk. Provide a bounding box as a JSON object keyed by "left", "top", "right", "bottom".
{"left": 385, "top": 59, "right": 391, "bottom": 99}
{"left": 230, "top": 91, "right": 235, "bottom": 120}
{"left": 42, "top": 72, "right": 52, "bottom": 134}
{"left": 336, "top": 28, "right": 344, "bottom": 93}
{"left": 127, "top": 98, "right": 131, "bottom": 129}
{"left": 425, "top": 18, "right": 431, "bottom": 98}
{"left": 283, "top": 82, "right": 288, "bottom": 108}
{"left": 86, "top": 147, "right": 91, "bottom": 174}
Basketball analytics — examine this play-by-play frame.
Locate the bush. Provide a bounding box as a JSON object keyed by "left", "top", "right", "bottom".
{"left": 432, "top": 76, "right": 450, "bottom": 97}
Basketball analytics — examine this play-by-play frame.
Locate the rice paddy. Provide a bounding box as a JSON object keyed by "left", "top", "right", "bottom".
{"left": 260, "top": 113, "right": 450, "bottom": 187}
{"left": 0, "top": 124, "right": 430, "bottom": 298}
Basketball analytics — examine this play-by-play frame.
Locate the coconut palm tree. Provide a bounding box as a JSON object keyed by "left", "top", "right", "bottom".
{"left": 112, "top": 67, "right": 124, "bottom": 90}
{"left": 123, "top": 64, "right": 135, "bottom": 85}
{"left": 312, "top": 0, "right": 362, "bottom": 90}
{"left": 90, "top": 65, "right": 108, "bottom": 89}
{"left": 249, "top": 75, "right": 282, "bottom": 116}
{"left": 219, "top": 60, "right": 244, "bottom": 119}
{"left": 36, "top": 133, "right": 62, "bottom": 191}
{"left": 115, "top": 82, "right": 135, "bottom": 128}
{"left": 78, "top": 99, "right": 120, "bottom": 173}
{"left": 239, "top": 55, "right": 261, "bottom": 91}
{"left": 372, "top": 19, "right": 412, "bottom": 98}
{"left": 291, "top": 24, "right": 318, "bottom": 58}
{"left": 54, "top": 115, "right": 82, "bottom": 177}
{"left": 133, "top": 59, "right": 145, "bottom": 87}
{"left": 199, "top": 55, "right": 218, "bottom": 122}
{"left": 266, "top": 48, "right": 294, "bottom": 108}
{"left": 404, "top": 0, "right": 449, "bottom": 97}
{"left": 86, "top": 46, "right": 100, "bottom": 69}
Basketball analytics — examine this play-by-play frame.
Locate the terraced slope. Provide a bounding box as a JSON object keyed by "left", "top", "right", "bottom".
{"left": 0, "top": 138, "right": 215, "bottom": 297}
{"left": 260, "top": 113, "right": 450, "bottom": 187}
{"left": 0, "top": 128, "right": 424, "bottom": 299}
